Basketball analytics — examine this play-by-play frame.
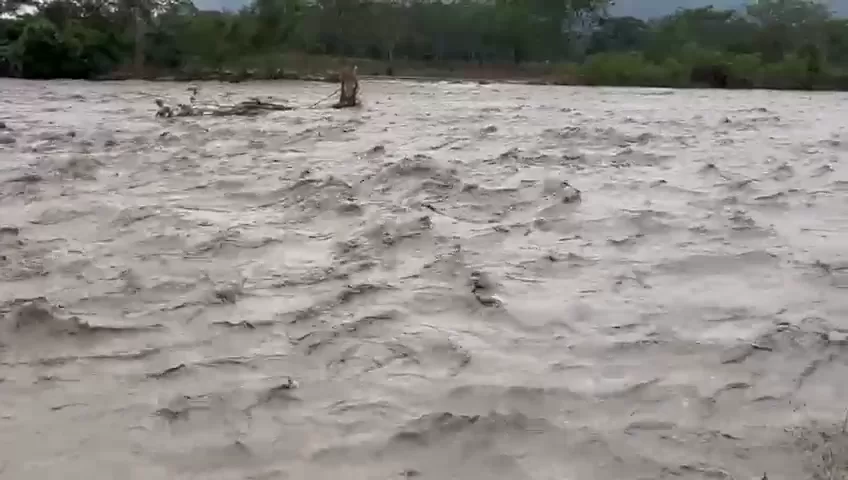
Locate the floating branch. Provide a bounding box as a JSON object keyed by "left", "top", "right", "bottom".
{"left": 155, "top": 96, "right": 295, "bottom": 118}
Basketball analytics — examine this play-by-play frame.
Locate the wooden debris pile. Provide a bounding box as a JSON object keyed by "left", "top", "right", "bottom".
{"left": 153, "top": 63, "right": 361, "bottom": 119}
{"left": 204, "top": 98, "right": 296, "bottom": 116}
{"left": 155, "top": 91, "right": 295, "bottom": 118}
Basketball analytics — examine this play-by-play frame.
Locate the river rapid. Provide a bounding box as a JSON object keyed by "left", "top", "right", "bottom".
{"left": 0, "top": 78, "right": 847, "bottom": 480}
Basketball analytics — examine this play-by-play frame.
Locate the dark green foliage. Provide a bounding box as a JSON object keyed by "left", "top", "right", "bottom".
{"left": 1, "top": 0, "right": 848, "bottom": 90}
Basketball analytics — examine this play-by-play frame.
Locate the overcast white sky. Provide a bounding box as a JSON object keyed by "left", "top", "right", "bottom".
{"left": 611, "top": 0, "right": 846, "bottom": 18}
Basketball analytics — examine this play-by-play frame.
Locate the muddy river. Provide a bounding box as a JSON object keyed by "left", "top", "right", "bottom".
{"left": 0, "top": 78, "right": 847, "bottom": 480}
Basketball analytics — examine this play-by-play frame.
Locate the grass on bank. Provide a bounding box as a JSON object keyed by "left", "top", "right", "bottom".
{"left": 102, "top": 49, "right": 848, "bottom": 91}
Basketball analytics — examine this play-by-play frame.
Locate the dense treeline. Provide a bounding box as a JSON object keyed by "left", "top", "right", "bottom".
{"left": 2, "top": 0, "right": 848, "bottom": 89}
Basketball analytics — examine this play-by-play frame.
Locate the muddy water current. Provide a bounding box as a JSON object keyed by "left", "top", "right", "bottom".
{"left": 1, "top": 79, "right": 847, "bottom": 480}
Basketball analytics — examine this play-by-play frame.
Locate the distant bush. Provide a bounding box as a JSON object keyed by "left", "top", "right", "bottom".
{"left": 3, "top": 17, "right": 122, "bottom": 79}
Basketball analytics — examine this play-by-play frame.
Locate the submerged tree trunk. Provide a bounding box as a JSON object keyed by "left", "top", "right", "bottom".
{"left": 333, "top": 65, "right": 360, "bottom": 108}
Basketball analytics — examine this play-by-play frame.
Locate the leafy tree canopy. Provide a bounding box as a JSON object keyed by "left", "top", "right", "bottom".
{"left": 1, "top": 0, "right": 845, "bottom": 90}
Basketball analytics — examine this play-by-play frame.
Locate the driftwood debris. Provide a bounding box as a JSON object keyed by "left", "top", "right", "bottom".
{"left": 332, "top": 64, "right": 360, "bottom": 109}
{"left": 205, "top": 98, "right": 296, "bottom": 116}
{"left": 154, "top": 91, "right": 295, "bottom": 118}
{"left": 155, "top": 98, "right": 176, "bottom": 118}
{"left": 153, "top": 70, "right": 360, "bottom": 118}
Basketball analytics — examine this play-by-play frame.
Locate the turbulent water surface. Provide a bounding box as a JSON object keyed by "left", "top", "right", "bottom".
{"left": 1, "top": 79, "right": 847, "bottom": 480}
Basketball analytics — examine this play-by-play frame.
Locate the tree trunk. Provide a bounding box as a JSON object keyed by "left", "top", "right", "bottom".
{"left": 133, "top": 5, "right": 145, "bottom": 77}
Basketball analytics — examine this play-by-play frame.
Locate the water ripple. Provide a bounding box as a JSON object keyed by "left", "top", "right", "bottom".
{"left": 0, "top": 79, "right": 847, "bottom": 480}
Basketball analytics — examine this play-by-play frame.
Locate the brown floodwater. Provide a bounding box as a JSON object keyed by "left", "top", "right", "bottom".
{"left": 0, "top": 78, "right": 847, "bottom": 480}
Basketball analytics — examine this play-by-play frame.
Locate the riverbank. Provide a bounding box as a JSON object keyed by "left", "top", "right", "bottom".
{"left": 95, "top": 54, "right": 563, "bottom": 85}
{"left": 85, "top": 53, "right": 848, "bottom": 92}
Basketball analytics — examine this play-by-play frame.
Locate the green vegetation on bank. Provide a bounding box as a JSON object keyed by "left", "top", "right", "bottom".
{"left": 2, "top": 0, "right": 848, "bottom": 90}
